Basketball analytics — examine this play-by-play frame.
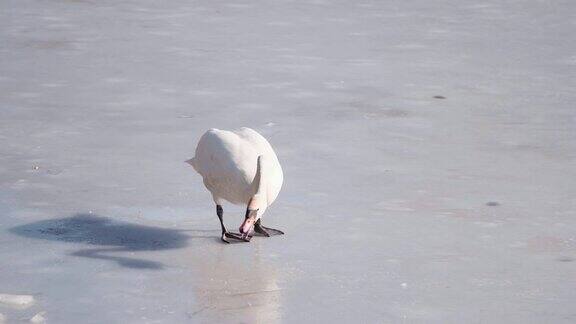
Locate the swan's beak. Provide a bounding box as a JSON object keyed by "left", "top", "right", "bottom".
{"left": 239, "top": 217, "right": 255, "bottom": 240}
{"left": 240, "top": 210, "right": 257, "bottom": 240}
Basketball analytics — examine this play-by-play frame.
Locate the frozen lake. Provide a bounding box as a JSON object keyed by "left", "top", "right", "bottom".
{"left": 1, "top": 0, "right": 575, "bottom": 323}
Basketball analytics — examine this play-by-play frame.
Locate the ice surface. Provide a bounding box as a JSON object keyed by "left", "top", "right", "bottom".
{"left": 0, "top": 294, "right": 35, "bottom": 309}
{"left": 30, "top": 311, "right": 46, "bottom": 323}
{"left": 1, "top": 0, "right": 575, "bottom": 323}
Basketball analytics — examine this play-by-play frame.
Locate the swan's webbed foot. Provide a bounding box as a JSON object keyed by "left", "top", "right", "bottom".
{"left": 254, "top": 220, "right": 284, "bottom": 237}
{"left": 217, "top": 205, "right": 249, "bottom": 243}
{"left": 221, "top": 232, "right": 230, "bottom": 243}
{"left": 222, "top": 231, "right": 251, "bottom": 243}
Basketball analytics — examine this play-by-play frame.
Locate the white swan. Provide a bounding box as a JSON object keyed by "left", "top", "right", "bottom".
{"left": 187, "top": 127, "right": 284, "bottom": 243}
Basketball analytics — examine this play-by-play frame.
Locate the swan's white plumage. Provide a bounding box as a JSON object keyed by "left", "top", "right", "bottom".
{"left": 189, "top": 127, "right": 283, "bottom": 218}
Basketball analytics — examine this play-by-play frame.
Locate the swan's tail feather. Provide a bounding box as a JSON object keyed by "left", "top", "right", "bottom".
{"left": 185, "top": 157, "right": 197, "bottom": 170}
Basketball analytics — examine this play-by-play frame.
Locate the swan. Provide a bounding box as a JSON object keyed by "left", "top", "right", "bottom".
{"left": 187, "top": 127, "right": 284, "bottom": 243}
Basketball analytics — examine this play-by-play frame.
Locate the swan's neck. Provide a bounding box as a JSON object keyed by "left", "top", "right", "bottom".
{"left": 249, "top": 155, "right": 268, "bottom": 212}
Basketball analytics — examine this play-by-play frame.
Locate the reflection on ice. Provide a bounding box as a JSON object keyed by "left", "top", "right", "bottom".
{"left": 188, "top": 246, "right": 282, "bottom": 323}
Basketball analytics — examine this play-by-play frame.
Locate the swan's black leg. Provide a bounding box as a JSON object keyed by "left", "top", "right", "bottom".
{"left": 216, "top": 205, "right": 229, "bottom": 243}
{"left": 254, "top": 219, "right": 284, "bottom": 237}
{"left": 216, "top": 205, "right": 244, "bottom": 243}
{"left": 254, "top": 219, "right": 270, "bottom": 237}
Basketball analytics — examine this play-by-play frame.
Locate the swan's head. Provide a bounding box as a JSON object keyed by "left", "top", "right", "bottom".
{"left": 239, "top": 195, "right": 267, "bottom": 240}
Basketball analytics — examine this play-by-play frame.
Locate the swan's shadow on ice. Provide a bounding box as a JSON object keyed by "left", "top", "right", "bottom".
{"left": 9, "top": 214, "right": 205, "bottom": 270}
